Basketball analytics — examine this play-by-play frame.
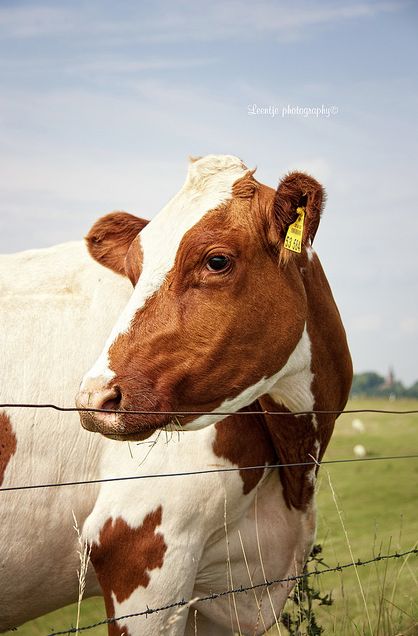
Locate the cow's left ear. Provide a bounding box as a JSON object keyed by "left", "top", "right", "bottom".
{"left": 86, "top": 212, "right": 149, "bottom": 276}
{"left": 271, "top": 172, "right": 326, "bottom": 261}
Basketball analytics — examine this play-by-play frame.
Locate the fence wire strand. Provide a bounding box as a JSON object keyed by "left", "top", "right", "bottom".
{"left": 1, "top": 403, "right": 417, "bottom": 492}
{"left": 45, "top": 547, "right": 418, "bottom": 635}
{"left": 1, "top": 402, "right": 418, "bottom": 416}
{"left": 1, "top": 453, "right": 418, "bottom": 493}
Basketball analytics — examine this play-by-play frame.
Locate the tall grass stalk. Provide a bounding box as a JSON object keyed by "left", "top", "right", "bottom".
{"left": 72, "top": 511, "right": 91, "bottom": 633}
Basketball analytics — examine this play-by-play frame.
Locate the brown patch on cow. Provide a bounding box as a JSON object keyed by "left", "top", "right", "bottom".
{"left": 213, "top": 402, "right": 276, "bottom": 494}
{"left": 0, "top": 412, "right": 17, "bottom": 487}
{"left": 102, "top": 594, "right": 130, "bottom": 636}
{"left": 232, "top": 171, "right": 258, "bottom": 198}
{"left": 258, "top": 251, "right": 352, "bottom": 511}
{"left": 90, "top": 506, "right": 167, "bottom": 610}
{"left": 304, "top": 251, "right": 353, "bottom": 465}
{"left": 258, "top": 396, "right": 318, "bottom": 510}
{"left": 303, "top": 252, "right": 353, "bottom": 439}
{"left": 86, "top": 211, "right": 148, "bottom": 277}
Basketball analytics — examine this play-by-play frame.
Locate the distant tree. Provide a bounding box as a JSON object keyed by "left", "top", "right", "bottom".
{"left": 351, "top": 372, "right": 385, "bottom": 396}
{"left": 405, "top": 380, "right": 418, "bottom": 398}
{"left": 351, "top": 372, "right": 417, "bottom": 398}
{"left": 379, "top": 381, "right": 406, "bottom": 398}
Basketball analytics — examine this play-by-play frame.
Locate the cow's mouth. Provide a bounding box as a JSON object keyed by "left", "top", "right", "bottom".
{"left": 102, "top": 428, "right": 159, "bottom": 442}
{"left": 78, "top": 407, "right": 174, "bottom": 441}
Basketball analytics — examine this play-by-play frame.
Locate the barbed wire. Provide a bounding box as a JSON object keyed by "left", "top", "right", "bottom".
{"left": 45, "top": 547, "right": 418, "bottom": 635}
{"left": 1, "top": 402, "right": 418, "bottom": 416}
{"left": 1, "top": 454, "right": 418, "bottom": 493}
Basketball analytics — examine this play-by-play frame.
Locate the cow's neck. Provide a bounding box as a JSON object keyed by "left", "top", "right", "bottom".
{"left": 258, "top": 394, "right": 320, "bottom": 511}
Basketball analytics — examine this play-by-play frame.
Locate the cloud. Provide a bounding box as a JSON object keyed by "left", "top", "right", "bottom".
{"left": 399, "top": 317, "right": 418, "bottom": 335}
{"left": 67, "top": 58, "right": 217, "bottom": 76}
{"left": 350, "top": 314, "right": 383, "bottom": 332}
{"left": 0, "top": 1, "right": 404, "bottom": 42}
{"left": 0, "top": 56, "right": 217, "bottom": 78}
{"left": 0, "top": 6, "right": 76, "bottom": 38}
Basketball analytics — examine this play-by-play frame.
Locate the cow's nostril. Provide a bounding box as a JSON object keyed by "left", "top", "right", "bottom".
{"left": 101, "top": 386, "right": 122, "bottom": 413}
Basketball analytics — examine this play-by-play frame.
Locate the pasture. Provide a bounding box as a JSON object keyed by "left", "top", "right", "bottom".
{"left": 15, "top": 399, "right": 418, "bottom": 635}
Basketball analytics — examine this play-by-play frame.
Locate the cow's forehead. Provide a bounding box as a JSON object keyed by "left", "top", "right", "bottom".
{"left": 84, "top": 155, "right": 250, "bottom": 381}
{"left": 139, "top": 154, "right": 249, "bottom": 291}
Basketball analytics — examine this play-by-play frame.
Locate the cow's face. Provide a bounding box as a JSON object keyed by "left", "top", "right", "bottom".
{"left": 77, "top": 155, "right": 324, "bottom": 440}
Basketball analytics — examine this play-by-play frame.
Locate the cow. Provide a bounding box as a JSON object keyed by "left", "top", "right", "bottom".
{"left": 0, "top": 154, "right": 352, "bottom": 636}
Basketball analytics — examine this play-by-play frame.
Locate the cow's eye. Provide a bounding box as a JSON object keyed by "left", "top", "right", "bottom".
{"left": 206, "top": 255, "right": 231, "bottom": 272}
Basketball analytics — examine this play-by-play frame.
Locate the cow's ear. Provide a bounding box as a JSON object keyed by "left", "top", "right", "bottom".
{"left": 271, "top": 172, "right": 326, "bottom": 262}
{"left": 86, "top": 212, "right": 149, "bottom": 276}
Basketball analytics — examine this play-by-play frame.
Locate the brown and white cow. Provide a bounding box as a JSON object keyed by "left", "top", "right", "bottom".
{"left": 0, "top": 155, "right": 351, "bottom": 636}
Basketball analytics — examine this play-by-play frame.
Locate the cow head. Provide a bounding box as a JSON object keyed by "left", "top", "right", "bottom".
{"left": 76, "top": 155, "right": 325, "bottom": 440}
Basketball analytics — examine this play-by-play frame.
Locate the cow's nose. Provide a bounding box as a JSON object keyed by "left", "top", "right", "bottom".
{"left": 75, "top": 383, "right": 122, "bottom": 423}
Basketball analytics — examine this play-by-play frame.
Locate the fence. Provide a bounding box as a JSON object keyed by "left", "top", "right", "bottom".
{"left": 46, "top": 549, "right": 418, "bottom": 635}
{"left": 1, "top": 403, "right": 418, "bottom": 635}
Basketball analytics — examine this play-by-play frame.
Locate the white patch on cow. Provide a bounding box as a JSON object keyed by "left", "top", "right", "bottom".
{"left": 81, "top": 353, "right": 116, "bottom": 385}
{"left": 81, "top": 155, "right": 249, "bottom": 385}
{"left": 306, "top": 245, "right": 315, "bottom": 261}
{"left": 184, "top": 325, "right": 315, "bottom": 430}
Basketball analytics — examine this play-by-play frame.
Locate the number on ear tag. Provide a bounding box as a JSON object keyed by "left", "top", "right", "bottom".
{"left": 284, "top": 206, "right": 305, "bottom": 253}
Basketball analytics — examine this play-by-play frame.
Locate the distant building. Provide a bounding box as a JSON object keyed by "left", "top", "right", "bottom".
{"left": 380, "top": 366, "right": 395, "bottom": 390}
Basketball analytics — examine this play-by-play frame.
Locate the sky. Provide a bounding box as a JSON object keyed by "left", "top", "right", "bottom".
{"left": 0, "top": 0, "right": 417, "bottom": 384}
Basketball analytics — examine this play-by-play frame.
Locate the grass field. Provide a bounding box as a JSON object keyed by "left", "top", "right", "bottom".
{"left": 14, "top": 399, "right": 418, "bottom": 635}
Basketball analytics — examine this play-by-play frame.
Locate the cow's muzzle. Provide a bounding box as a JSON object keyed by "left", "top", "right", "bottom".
{"left": 76, "top": 383, "right": 121, "bottom": 431}
{"left": 75, "top": 379, "right": 170, "bottom": 441}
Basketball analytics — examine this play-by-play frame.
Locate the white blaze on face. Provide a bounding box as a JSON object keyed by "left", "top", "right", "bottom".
{"left": 81, "top": 155, "right": 249, "bottom": 386}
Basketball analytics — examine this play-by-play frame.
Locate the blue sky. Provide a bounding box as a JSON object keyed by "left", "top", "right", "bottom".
{"left": 1, "top": 0, "right": 417, "bottom": 383}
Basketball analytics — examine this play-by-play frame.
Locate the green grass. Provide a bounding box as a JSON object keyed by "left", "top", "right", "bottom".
{"left": 14, "top": 598, "right": 106, "bottom": 636}
{"left": 14, "top": 399, "right": 418, "bottom": 635}
{"left": 275, "top": 398, "right": 418, "bottom": 636}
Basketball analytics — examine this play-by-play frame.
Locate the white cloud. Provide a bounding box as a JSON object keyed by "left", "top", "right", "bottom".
{"left": 0, "top": 1, "right": 404, "bottom": 42}
{"left": 350, "top": 314, "right": 383, "bottom": 332}
{"left": 0, "top": 6, "right": 76, "bottom": 38}
{"left": 400, "top": 317, "right": 418, "bottom": 335}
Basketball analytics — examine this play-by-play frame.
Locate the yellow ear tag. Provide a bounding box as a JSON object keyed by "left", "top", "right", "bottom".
{"left": 284, "top": 206, "right": 305, "bottom": 253}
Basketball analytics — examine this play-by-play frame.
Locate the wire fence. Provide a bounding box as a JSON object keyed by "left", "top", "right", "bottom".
{"left": 2, "top": 402, "right": 418, "bottom": 416}
{"left": 2, "top": 402, "right": 418, "bottom": 634}
{"left": 1, "top": 454, "right": 418, "bottom": 493}
{"left": 46, "top": 548, "right": 418, "bottom": 635}
{"left": 1, "top": 403, "right": 417, "bottom": 493}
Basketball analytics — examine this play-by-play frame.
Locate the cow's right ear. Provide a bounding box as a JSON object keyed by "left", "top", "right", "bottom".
{"left": 86, "top": 212, "right": 149, "bottom": 277}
